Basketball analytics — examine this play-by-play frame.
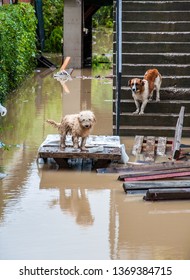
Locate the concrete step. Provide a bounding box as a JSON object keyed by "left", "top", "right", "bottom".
{"left": 122, "top": 21, "right": 190, "bottom": 32}
{"left": 123, "top": 1, "right": 190, "bottom": 12}
{"left": 114, "top": 75, "right": 190, "bottom": 88}
{"left": 113, "top": 99, "right": 190, "bottom": 114}
{"left": 116, "top": 88, "right": 190, "bottom": 100}
{"left": 120, "top": 32, "right": 190, "bottom": 42}
{"left": 121, "top": 64, "right": 190, "bottom": 76}
{"left": 113, "top": 112, "right": 190, "bottom": 127}
{"left": 119, "top": 53, "right": 190, "bottom": 65}
{"left": 121, "top": 42, "right": 190, "bottom": 53}
{"left": 121, "top": 11, "right": 190, "bottom": 21}
{"left": 113, "top": 125, "right": 190, "bottom": 137}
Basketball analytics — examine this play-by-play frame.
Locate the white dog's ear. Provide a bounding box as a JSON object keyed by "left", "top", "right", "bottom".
{"left": 128, "top": 80, "right": 131, "bottom": 86}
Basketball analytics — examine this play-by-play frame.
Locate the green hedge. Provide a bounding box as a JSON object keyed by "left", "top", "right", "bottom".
{"left": 0, "top": 3, "right": 37, "bottom": 102}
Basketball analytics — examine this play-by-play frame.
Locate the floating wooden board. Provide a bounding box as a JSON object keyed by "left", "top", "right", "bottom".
{"left": 118, "top": 161, "right": 190, "bottom": 180}
{"left": 143, "top": 188, "right": 190, "bottom": 201}
{"left": 123, "top": 180, "right": 190, "bottom": 192}
{"left": 98, "top": 161, "right": 190, "bottom": 174}
{"left": 38, "top": 134, "right": 122, "bottom": 161}
{"left": 124, "top": 171, "right": 190, "bottom": 181}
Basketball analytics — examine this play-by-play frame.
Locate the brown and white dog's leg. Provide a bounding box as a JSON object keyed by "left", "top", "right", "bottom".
{"left": 133, "top": 100, "right": 140, "bottom": 114}
{"left": 139, "top": 99, "right": 149, "bottom": 115}
{"left": 155, "top": 75, "right": 161, "bottom": 102}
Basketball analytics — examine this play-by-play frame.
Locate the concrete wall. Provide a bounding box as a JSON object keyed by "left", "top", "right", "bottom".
{"left": 64, "top": 0, "right": 83, "bottom": 68}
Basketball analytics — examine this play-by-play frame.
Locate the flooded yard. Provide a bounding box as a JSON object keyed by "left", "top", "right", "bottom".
{"left": 0, "top": 64, "right": 190, "bottom": 260}
{"left": 1, "top": 26, "right": 190, "bottom": 260}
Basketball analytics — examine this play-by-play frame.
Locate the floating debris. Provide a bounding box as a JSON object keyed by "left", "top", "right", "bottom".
{"left": 0, "top": 103, "right": 7, "bottom": 116}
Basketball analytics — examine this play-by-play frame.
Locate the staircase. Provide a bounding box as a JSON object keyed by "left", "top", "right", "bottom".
{"left": 113, "top": 0, "right": 190, "bottom": 137}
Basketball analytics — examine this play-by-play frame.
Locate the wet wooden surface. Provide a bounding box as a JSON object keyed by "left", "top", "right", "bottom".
{"left": 38, "top": 134, "right": 122, "bottom": 161}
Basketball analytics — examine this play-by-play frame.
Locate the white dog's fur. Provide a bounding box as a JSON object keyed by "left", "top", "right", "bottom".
{"left": 128, "top": 69, "right": 162, "bottom": 115}
{"left": 46, "top": 110, "right": 96, "bottom": 150}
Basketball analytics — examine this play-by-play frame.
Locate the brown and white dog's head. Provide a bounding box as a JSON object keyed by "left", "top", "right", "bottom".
{"left": 128, "top": 78, "right": 145, "bottom": 94}
{"left": 78, "top": 110, "right": 96, "bottom": 129}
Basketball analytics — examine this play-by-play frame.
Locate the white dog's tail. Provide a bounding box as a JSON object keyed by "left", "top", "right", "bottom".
{"left": 46, "top": 119, "right": 61, "bottom": 129}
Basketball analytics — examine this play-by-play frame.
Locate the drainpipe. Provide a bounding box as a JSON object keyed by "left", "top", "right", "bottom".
{"left": 116, "top": 0, "right": 122, "bottom": 135}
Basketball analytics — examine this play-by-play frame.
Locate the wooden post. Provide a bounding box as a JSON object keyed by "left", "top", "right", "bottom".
{"left": 172, "top": 106, "right": 185, "bottom": 159}
{"left": 60, "top": 56, "right": 71, "bottom": 71}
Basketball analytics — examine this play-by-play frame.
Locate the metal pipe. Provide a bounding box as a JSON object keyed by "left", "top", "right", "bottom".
{"left": 115, "top": 0, "right": 122, "bottom": 135}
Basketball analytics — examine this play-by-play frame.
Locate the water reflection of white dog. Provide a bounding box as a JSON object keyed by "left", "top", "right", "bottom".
{"left": 0, "top": 103, "right": 7, "bottom": 116}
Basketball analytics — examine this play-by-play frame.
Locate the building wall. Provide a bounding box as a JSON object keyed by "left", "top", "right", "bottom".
{"left": 64, "top": 0, "right": 83, "bottom": 68}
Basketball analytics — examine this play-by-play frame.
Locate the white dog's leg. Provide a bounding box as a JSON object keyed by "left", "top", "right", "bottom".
{"left": 73, "top": 136, "right": 79, "bottom": 149}
{"left": 81, "top": 137, "right": 87, "bottom": 151}
{"left": 60, "top": 134, "right": 66, "bottom": 149}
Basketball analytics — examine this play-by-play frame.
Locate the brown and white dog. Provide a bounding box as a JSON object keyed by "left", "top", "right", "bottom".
{"left": 128, "top": 68, "right": 162, "bottom": 115}
{"left": 46, "top": 110, "right": 96, "bottom": 150}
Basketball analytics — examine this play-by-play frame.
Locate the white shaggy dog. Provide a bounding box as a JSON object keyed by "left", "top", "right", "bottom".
{"left": 46, "top": 110, "right": 96, "bottom": 150}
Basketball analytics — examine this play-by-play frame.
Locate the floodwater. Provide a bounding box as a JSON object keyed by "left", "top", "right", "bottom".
{"left": 1, "top": 33, "right": 190, "bottom": 261}
{"left": 1, "top": 67, "right": 190, "bottom": 260}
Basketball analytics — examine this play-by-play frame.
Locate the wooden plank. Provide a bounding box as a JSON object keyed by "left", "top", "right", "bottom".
{"left": 144, "top": 136, "right": 155, "bottom": 162}
{"left": 118, "top": 161, "right": 190, "bottom": 180}
{"left": 156, "top": 137, "right": 167, "bottom": 156}
{"left": 60, "top": 56, "right": 71, "bottom": 71}
{"left": 123, "top": 180, "right": 190, "bottom": 192}
{"left": 124, "top": 171, "right": 190, "bottom": 181}
{"left": 131, "top": 135, "right": 144, "bottom": 156}
{"left": 123, "top": 167, "right": 190, "bottom": 179}
{"left": 172, "top": 106, "right": 185, "bottom": 159}
{"left": 143, "top": 188, "right": 190, "bottom": 201}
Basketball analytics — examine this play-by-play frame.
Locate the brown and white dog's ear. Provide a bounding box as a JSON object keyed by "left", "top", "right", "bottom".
{"left": 128, "top": 79, "right": 132, "bottom": 87}
{"left": 140, "top": 79, "right": 145, "bottom": 86}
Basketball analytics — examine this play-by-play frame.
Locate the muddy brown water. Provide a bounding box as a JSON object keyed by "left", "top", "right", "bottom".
{"left": 0, "top": 64, "right": 190, "bottom": 260}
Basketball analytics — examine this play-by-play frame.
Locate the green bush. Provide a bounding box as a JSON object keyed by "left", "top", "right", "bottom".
{"left": 42, "top": 0, "right": 63, "bottom": 52}
{"left": 92, "top": 54, "right": 111, "bottom": 70}
{"left": 0, "top": 3, "right": 37, "bottom": 102}
{"left": 92, "top": 6, "right": 113, "bottom": 28}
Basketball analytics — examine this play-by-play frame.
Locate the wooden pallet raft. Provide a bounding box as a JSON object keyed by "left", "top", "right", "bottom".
{"left": 38, "top": 134, "right": 122, "bottom": 168}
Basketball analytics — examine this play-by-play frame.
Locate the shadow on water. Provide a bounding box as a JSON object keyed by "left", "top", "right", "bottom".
{"left": 0, "top": 29, "right": 190, "bottom": 260}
